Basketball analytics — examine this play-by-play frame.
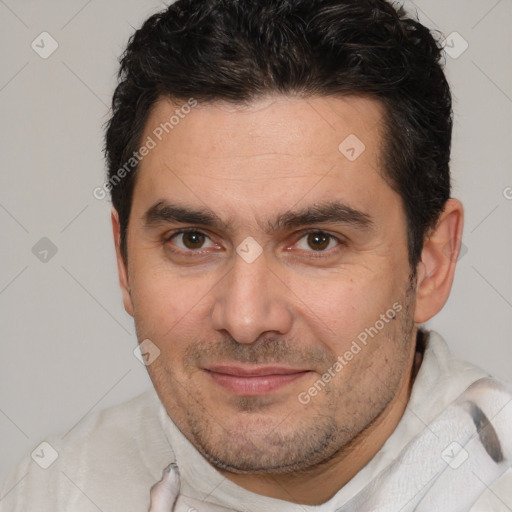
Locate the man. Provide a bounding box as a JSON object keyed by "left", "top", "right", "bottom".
{"left": 1, "top": 0, "right": 511, "bottom": 510}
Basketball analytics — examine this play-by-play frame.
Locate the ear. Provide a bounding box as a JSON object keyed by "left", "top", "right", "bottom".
{"left": 111, "top": 208, "right": 134, "bottom": 317}
{"left": 414, "top": 198, "right": 464, "bottom": 324}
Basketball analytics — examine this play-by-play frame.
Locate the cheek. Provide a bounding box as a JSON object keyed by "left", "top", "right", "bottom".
{"left": 128, "top": 259, "right": 211, "bottom": 341}
{"left": 288, "top": 267, "right": 401, "bottom": 351}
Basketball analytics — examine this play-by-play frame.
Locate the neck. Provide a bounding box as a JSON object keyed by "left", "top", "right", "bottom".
{"left": 218, "top": 332, "right": 423, "bottom": 505}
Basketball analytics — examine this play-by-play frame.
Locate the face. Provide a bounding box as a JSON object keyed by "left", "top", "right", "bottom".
{"left": 117, "top": 94, "right": 418, "bottom": 474}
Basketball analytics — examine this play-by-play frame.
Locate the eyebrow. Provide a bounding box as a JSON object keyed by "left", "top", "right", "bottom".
{"left": 143, "top": 200, "right": 373, "bottom": 232}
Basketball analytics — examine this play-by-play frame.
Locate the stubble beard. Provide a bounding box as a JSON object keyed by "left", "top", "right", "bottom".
{"left": 174, "top": 280, "right": 418, "bottom": 475}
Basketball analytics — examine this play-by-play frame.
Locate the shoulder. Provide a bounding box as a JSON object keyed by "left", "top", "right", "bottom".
{"left": 0, "top": 389, "right": 174, "bottom": 512}
{"left": 471, "top": 467, "right": 512, "bottom": 511}
{"left": 462, "top": 377, "right": 512, "bottom": 511}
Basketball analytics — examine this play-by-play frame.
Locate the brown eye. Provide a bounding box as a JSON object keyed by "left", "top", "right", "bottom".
{"left": 181, "top": 231, "right": 206, "bottom": 249}
{"left": 295, "top": 231, "right": 340, "bottom": 254}
{"left": 306, "top": 232, "right": 331, "bottom": 251}
{"left": 169, "top": 230, "right": 215, "bottom": 251}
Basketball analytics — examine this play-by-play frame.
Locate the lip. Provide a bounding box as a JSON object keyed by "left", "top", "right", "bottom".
{"left": 205, "top": 365, "right": 310, "bottom": 395}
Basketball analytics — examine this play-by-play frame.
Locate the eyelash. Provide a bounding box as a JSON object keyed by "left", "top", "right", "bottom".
{"left": 164, "top": 228, "right": 345, "bottom": 258}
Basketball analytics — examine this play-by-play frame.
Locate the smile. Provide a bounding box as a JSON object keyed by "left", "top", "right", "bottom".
{"left": 205, "top": 365, "right": 311, "bottom": 395}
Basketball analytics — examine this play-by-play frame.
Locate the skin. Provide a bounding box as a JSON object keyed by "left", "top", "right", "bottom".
{"left": 112, "top": 94, "right": 463, "bottom": 505}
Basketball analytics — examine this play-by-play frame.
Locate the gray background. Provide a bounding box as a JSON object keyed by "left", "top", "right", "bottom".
{"left": 1, "top": 0, "right": 511, "bottom": 490}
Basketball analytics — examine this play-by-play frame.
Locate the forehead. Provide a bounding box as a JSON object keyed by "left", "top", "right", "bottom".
{"left": 133, "top": 94, "right": 396, "bottom": 226}
{"left": 143, "top": 93, "right": 384, "bottom": 160}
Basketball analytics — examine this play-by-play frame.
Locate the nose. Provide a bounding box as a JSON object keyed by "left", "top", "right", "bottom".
{"left": 210, "top": 249, "right": 293, "bottom": 344}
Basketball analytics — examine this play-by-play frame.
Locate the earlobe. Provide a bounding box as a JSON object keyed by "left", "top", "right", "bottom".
{"left": 111, "top": 208, "right": 134, "bottom": 317}
{"left": 414, "top": 199, "right": 464, "bottom": 324}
